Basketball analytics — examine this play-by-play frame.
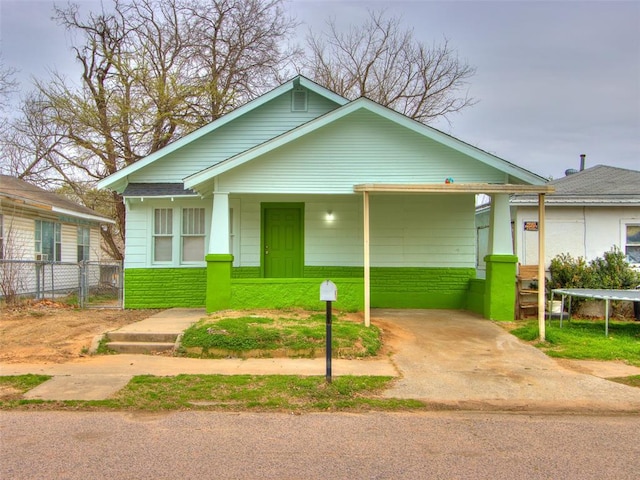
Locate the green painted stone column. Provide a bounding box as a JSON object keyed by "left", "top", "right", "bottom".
{"left": 484, "top": 254, "right": 517, "bottom": 321}
{"left": 206, "top": 254, "right": 234, "bottom": 313}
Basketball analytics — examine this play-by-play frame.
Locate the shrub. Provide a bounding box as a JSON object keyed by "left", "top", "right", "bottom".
{"left": 548, "top": 247, "right": 640, "bottom": 318}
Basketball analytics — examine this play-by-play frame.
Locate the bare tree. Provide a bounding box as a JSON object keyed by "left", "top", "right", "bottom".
{"left": 301, "top": 9, "right": 476, "bottom": 123}
{"left": 5, "top": 0, "right": 298, "bottom": 259}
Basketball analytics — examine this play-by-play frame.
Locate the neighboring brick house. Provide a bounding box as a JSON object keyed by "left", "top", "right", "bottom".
{"left": 99, "top": 75, "right": 551, "bottom": 322}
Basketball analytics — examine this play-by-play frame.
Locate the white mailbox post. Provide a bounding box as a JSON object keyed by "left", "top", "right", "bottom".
{"left": 320, "top": 280, "right": 337, "bottom": 383}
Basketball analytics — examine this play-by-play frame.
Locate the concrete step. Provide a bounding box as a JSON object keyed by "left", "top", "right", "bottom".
{"left": 107, "top": 332, "right": 179, "bottom": 343}
{"left": 106, "top": 341, "right": 177, "bottom": 354}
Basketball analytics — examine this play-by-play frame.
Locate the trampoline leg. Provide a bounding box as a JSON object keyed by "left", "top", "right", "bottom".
{"left": 605, "top": 299, "right": 609, "bottom": 337}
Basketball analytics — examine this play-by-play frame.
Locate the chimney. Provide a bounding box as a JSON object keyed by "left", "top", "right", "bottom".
{"left": 579, "top": 154, "right": 586, "bottom": 171}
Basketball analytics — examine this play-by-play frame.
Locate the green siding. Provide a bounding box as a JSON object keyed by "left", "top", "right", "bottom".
{"left": 232, "top": 267, "right": 261, "bottom": 278}
{"left": 124, "top": 268, "right": 206, "bottom": 308}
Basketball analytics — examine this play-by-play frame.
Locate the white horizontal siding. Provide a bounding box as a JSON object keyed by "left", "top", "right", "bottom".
{"left": 1, "top": 213, "right": 34, "bottom": 260}
{"left": 60, "top": 224, "right": 76, "bottom": 263}
{"left": 232, "top": 193, "right": 476, "bottom": 269}
{"left": 514, "top": 205, "right": 640, "bottom": 267}
{"left": 124, "top": 197, "right": 212, "bottom": 268}
{"left": 219, "top": 110, "right": 507, "bottom": 194}
{"left": 129, "top": 91, "right": 340, "bottom": 183}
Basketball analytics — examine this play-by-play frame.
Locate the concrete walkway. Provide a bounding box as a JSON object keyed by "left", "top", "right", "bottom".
{"left": 2, "top": 308, "right": 640, "bottom": 412}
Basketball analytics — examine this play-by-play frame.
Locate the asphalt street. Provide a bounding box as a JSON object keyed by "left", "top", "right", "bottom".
{"left": 1, "top": 411, "right": 639, "bottom": 479}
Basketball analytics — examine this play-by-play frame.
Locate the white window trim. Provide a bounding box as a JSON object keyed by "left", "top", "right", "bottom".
{"left": 620, "top": 218, "right": 640, "bottom": 266}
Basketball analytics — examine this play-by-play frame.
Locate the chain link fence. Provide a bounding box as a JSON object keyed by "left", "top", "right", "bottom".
{"left": 0, "top": 260, "right": 123, "bottom": 308}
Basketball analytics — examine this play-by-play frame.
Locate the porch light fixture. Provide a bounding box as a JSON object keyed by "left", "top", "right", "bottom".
{"left": 326, "top": 210, "right": 334, "bottom": 221}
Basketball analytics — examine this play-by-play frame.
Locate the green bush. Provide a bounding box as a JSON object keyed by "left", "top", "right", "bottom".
{"left": 548, "top": 247, "right": 640, "bottom": 317}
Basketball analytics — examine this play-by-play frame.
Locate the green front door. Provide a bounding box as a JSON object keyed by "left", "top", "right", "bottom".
{"left": 263, "top": 205, "right": 303, "bottom": 278}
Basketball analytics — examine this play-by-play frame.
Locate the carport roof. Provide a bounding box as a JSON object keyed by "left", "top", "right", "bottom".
{"left": 354, "top": 183, "right": 555, "bottom": 194}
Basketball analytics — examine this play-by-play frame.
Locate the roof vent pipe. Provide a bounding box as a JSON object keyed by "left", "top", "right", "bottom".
{"left": 579, "top": 153, "right": 586, "bottom": 171}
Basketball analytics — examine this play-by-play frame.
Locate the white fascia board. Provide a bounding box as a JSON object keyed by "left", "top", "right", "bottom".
{"left": 98, "top": 81, "right": 302, "bottom": 191}
{"left": 52, "top": 206, "right": 115, "bottom": 224}
{"left": 298, "top": 77, "right": 349, "bottom": 106}
{"left": 185, "top": 97, "right": 547, "bottom": 190}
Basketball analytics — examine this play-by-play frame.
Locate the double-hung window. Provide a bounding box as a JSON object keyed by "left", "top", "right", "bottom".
{"left": 182, "top": 208, "right": 205, "bottom": 262}
{"left": 77, "top": 226, "right": 90, "bottom": 262}
{"left": 153, "top": 208, "right": 173, "bottom": 262}
{"left": 35, "top": 220, "right": 61, "bottom": 261}
{"left": 625, "top": 224, "right": 640, "bottom": 265}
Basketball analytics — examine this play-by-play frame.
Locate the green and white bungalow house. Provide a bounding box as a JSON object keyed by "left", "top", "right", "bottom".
{"left": 98, "top": 76, "right": 552, "bottom": 325}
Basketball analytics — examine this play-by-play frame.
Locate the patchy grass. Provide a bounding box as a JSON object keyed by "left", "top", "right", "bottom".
{"left": 180, "top": 313, "right": 381, "bottom": 359}
{"left": 0, "top": 375, "right": 51, "bottom": 404}
{"left": 510, "top": 319, "right": 640, "bottom": 366}
{"left": 0, "top": 375, "right": 425, "bottom": 412}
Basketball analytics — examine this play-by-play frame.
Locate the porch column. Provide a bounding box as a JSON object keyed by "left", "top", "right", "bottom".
{"left": 538, "top": 194, "right": 546, "bottom": 341}
{"left": 363, "top": 191, "right": 371, "bottom": 327}
{"left": 206, "top": 193, "right": 233, "bottom": 313}
{"left": 484, "top": 193, "right": 517, "bottom": 320}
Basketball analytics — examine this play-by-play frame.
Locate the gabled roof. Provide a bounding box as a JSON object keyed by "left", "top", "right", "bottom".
{"left": 97, "top": 75, "right": 349, "bottom": 192}
{"left": 0, "top": 175, "right": 114, "bottom": 223}
{"left": 511, "top": 165, "right": 640, "bottom": 206}
{"left": 184, "top": 96, "right": 547, "bottom": 192}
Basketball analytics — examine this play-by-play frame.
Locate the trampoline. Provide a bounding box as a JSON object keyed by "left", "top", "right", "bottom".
{"left": 551, "top": 288, "right": 640, "bottom": 337}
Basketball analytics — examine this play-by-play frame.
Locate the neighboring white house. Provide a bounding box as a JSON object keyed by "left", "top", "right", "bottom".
{"left": 0, "top": 175, "right": 113, "bottom": 263}
{"left": 477, "top": 164, "right": 640, "bottom": 275}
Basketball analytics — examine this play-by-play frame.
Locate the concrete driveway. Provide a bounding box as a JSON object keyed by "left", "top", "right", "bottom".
{"left": 374, "top": 309, "right": 640, "bottom": 413}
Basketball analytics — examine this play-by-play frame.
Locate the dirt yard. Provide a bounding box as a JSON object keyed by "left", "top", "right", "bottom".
{"left": 0, "top": 300, "right": 160, "bottom": 364}
{"left": 0, "top": 303, "right": 405, "bottom": 364}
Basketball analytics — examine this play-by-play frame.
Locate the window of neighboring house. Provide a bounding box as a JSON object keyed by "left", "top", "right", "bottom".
{"left": 153, "top": 208, "right": 173, "bottom": 262}
{"left": 35, "top": 220, "right": 61, "bottom": 261}
{"left": 182, "top": 207, "right": 205, "bottom": 262}
{"left": 77, "top": 226, "right": 90, "bottom": 262}
{"left": 625, "top": 224, "right": 640, "bottom": 265}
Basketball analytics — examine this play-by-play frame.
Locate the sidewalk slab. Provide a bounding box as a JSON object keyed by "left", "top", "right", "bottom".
{"left": 23, "top": 374, "right": 133, "bottom": 401}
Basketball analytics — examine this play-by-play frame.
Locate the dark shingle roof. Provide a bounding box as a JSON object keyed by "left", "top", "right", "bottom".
{"left": 0, "top": 175, "right": 112, "bottom": 222}
{"left": 122, "top": 183, "right": 198, "bottom": 197}
{"left": 511, "top": 165, "right": 640, "bottom": 206}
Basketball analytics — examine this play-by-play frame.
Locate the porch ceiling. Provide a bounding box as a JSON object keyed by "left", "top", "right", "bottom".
{"left": 354, "top": 183, "right": 555, "bottom": 194}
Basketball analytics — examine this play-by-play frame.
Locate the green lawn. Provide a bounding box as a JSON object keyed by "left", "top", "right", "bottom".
{"left": 510, "top": 319, "right": 640, "bottom": 366}
{"left": 179, "top": 313, "right": 381, "bottom": 358}
{"left": 0, "top": 374, "right": 425, "bottom": 412}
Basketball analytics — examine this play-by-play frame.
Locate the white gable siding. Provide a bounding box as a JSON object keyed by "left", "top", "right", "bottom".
{"left": 218, "top": 110, "right": 507, "bottom": 194}
{"left": 128, "top": 91, "right": 340, "bottom": 183}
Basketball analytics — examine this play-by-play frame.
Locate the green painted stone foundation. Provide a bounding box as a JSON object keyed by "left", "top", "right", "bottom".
{"left": 483, "top": 254, "right": 517, "bottom": 320}
{"left": 206, "top": 254, "right": 234, "bottom": 313}
{"left": 124, "top": 268, "right": 206, "bottom": 308}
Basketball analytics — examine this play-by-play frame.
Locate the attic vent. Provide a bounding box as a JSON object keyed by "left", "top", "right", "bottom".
{"left": 291, "top": 89, "right": 307, "bottom": 112}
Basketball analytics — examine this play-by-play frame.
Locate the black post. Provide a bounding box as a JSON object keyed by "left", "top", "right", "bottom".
{"left": 326, "top": 300, "right": 332, "bottom": 383}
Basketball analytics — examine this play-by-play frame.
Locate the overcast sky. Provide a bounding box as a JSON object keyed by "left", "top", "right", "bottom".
{"left": 1, "top": 0, "right": 638, "bottom": 180}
